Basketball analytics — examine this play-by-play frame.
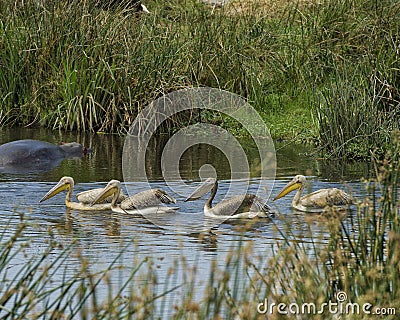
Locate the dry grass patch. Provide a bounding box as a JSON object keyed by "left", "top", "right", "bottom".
{"left": 224, "top": 0, "right": 317, "bottom": 16}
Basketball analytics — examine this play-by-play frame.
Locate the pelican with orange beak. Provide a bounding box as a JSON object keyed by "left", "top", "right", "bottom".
{"left": 39, "top": 176, "right": 126, "bottom": 211}
{"left": 273, "top": 175, "right": 352, "bottom": 213}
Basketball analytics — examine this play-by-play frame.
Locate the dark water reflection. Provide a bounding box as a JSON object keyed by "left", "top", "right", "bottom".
{"left": 0, "top": 128, "right": 371, "bottom": 182}
{"left": 0, "top": 128, "right": 372, "bottom": 317}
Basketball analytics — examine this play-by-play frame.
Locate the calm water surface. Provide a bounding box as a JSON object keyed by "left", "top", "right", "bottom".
{"left": 0, "top": 128, "right": 372, "bottom": 317}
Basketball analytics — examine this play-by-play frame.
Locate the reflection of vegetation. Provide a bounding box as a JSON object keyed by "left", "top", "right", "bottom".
{"left": 2, "top": 132, "right": 399, "bottom": 318}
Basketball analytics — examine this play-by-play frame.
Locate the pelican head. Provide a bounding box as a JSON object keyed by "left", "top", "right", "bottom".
{"left": 184, "top": 177, "right": 217, "bottom": 202}
{"left": 273, "top": 175, "right": 306, "bottom": 201}
{"left": 39, "top": 176, "right": 74, "bottom": 202}
{"left": 91, "top": 179, "right": 121, "bottom": 205}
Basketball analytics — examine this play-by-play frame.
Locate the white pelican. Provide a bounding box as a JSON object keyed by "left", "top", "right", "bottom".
{"left": 90, "top": 180, "right": 178, "bottom": 215}
{"left": 39, "top": 176, "right": 126, "bottom": 211}
{"left": 184, "top": 177, "right": 271, "bottom": 219}
{"left": 273, "top": 175, "right": 352, "bottom": 212}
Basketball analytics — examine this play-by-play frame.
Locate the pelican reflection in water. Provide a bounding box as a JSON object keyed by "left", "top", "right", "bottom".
{"left": 39, "top": 176, "right": 126, "bottom": 211}
{"left": 185, "top": 177, "right": 271, "bottom": 219}
{"left": 273, "top": 175, "right": 352, "bottom": 213}
{"left": 90, "top": 179, "right": 178, "bottom": 215}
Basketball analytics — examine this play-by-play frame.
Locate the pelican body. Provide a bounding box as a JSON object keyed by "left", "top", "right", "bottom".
{"left": 39, "top": 176, "right": 126, "bottom": 211}
{"left": 184, "top": 178, "right": 271, "bottom": 219}
{"left": 273, "top": 175, "right": 352, "bottom": 213}
{"left": 90, "top": 180, "right": 178, "bottom": 215}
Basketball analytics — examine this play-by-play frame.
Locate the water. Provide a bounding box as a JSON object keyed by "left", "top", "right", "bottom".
{"left": 0, "top": 128, "right": 372, "bottom": 318}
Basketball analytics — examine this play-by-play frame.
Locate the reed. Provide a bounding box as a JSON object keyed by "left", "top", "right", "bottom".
{"left": 259, "top": 130, "right": 400, "bottom": 318}
{"left": 309, "top": 0, "right": 400, "bottom": 159}
{"left": 2, "top": 0, "right": 398, "bottom": 155}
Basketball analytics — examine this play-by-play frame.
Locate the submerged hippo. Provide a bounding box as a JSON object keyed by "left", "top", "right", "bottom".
{"left": 0, "top": 139, "right": 90, "bottom": 172}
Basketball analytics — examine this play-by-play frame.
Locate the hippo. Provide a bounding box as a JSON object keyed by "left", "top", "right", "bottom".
{"left": 0, "top": 139, "right": 90, "bottom": 173}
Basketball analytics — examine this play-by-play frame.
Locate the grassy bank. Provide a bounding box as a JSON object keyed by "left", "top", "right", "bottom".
{"left": 0, "top": 0, "right": 399, "bottom": 158}
{"left": 1, "top": 131, "right": 399, "bottom": 319}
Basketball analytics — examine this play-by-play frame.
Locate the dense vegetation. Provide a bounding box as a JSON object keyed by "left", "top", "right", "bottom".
{"left": 0, "top": 0, "right": 399, "bottom": 159}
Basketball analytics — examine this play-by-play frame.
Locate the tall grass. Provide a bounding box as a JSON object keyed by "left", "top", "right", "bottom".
{"left": 323, "top": 131, "right": 400, "bottom": 309}
{"left": 316, "top": 68, "right": 398, "bottom": 160}
{"left": 308, "top": 0, "right": 400, "bottom": 159}
{"left": 0, "top": 0, "right": 276, "bottom": 132}
{"left": 262, "top": 131, "right": 400, "bottom": 318}
{"left": 0, "top": 215, "right": 158, "bottom": 319}
{"left": 0, "top": 0, "right": 399, "bottom": 154}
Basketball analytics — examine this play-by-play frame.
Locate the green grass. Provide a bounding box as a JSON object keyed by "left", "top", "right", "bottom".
{"left": 0, "top": 0, "right": 399, "bottom": 158}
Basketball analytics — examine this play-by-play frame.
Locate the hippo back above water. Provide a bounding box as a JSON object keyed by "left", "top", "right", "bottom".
{"left": 0, "top": 139, "right": 88, "bottom": 172}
